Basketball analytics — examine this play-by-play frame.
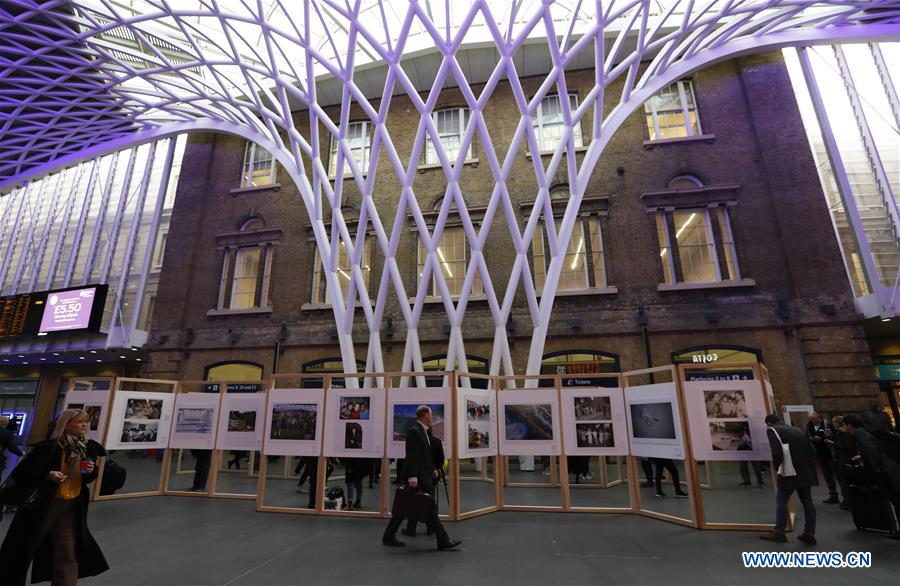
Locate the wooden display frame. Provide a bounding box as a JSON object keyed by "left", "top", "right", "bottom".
{"left": 455, "top": 372, "right": 500, "bottom": 521}
{"left": 66, "top": 376, "right": 116, "bottom": 503}
{"left": 94, "top": 377, "right": 177, "bottom": 501}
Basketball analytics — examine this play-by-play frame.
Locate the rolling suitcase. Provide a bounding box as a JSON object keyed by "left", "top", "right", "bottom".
{"left": 848, "top": 483, "right": 898, "bottom": 534}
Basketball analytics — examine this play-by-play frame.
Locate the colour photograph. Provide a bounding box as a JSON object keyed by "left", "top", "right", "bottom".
{"left": 468, "top": 422, "right": 490, "bottom": 449}
{"left": 125, "top": 398, "right": 163, "bottom": 420}
{"left": 270, "top": 403, "right": 317, "bottom": 440}
{"left": 504, "top": 403, "right": 554, "bottom": 441}
{"left": 85, "top": 405, "right": 102, "bottom": 431}
{"left": 344, "top": 422, "right": 363, "bottom": 449}
{"left": 629, "top": 402, "right": 677, "bottom": 440}
{"left": 339, "top": 397, "right": 370, "bottom": 420}
{"left": 120, "top": 420, "right": 159, "bottom": 443}
{"left": 574, "top": 396, "right": 612, "bottom": 421}
{"left": 393, "top": 403, "right": 445, "bottom": 441}
{"left": 704, "top": 390, "right": 748, "bottom": 419}
{"left": 576, "top": 422, "right": 614, "bottom": 448}
{"left": 710, "top": 421, "right": 752, "bottom": 451}
{"left": 228, "top": 410, "right": 257, "bottom": 432}
{"left": 175, "top": 407, "right": 215, "bottom": 434}
{"left": 466, "top": 399, "right": 490, "bottom": 421}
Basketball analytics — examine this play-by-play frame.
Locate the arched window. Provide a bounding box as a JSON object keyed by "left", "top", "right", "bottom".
{"left": 531, "top": 186, "right": 607, "bottom": 291}
{"left": 301, "top": 357, "right": 367, "bottom": 389}
{"left": 417, "top": 197, "right": 483, "bottom": 297}
{"left": 672, "top": 346, "right": 761, "bottom": 381}
{"left": 204, "top": 361, "right": 264, "bottom": 381}
{"left": 214, "top": 216, "right": 279, "bottom": 311}
{"left": 419, "top": 354, "right": 490, "bottom": 388}
{"left": 540, "top": 350, "right": 620, "bottom": 388}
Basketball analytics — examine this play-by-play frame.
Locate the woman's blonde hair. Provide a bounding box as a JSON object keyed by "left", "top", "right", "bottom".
{"left": 51, "top": 409, "right": 89, "bottom": 441}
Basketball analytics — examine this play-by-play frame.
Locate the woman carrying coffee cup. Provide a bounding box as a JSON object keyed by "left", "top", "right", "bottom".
{"left": 0, "top": 408, "right": 109, "bottom": 585}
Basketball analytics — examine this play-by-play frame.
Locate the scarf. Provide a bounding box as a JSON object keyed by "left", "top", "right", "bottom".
{"left": 59, "top": 432, "right": 88, "bottom": 465}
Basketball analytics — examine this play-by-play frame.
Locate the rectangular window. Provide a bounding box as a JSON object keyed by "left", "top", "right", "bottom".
{"left": 329, "top": 121, "right": 371, "bottom": 177}
{"left": 532, "top": 217, "right": 606, "bottom": 292}
{"left": 534, "top": 94, "right": 584, "bottom": 152}
{"left": 241, "top": 143, "right": 275, "bottom": 188}
{"left": 643, "top": 80, "right": 701, "bottom": 140}
{"left": 425, "top": 108, "right": 472, "bottom": 165}
{"left": 656, "top": 207, "right": 740, "bottom": 284}
{"left": 418, "top": 227, "right": 483, "bottom": 297}
{"left": 311, "top": 237, "right": 372, "bottom": 304}
{"left": 229, "top": 247, "right": 262, "bottom": 309}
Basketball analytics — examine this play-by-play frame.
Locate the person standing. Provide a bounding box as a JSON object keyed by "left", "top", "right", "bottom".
{"left": 382, "top": 405, "right": 461, "bottom": 550}
{"left": 862, "top": 400, "right": 894, "bottom": 433}
{"left": 806, "top": 412, "right": 839, "bottom": 504}
{"left": 843, "top": 415, "right": 900, "bottom": 524}
{"left": 0, "top": 408, "right": 109, "bottom": 585}
{"left": 829, "top": 415, "right": 856, "bottom": 510}
{"left": 653, "top": 458, "right": 688, "bottom": 498}
{"left": 189, "top": 449, "right": 212, "bottom": 492}
{"left": 0, "top": 415, "right": 24, "bottom": 481}
{"left": 760, "top": 414, "right": 818, "bottom": 545}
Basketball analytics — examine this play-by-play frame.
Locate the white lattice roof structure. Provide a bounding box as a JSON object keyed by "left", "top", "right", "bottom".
{"left": 1, "top": 0, "right": 898, "bottom": 382}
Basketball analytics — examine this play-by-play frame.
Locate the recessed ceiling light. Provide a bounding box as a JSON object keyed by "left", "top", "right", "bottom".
{"left": 119, "top": 355, "right": 126, "bottom": 359}
{"left": 52, "top": 352, "right": 60, "bottom": 356}
{"left": 136, "top": 358, "right": 142, "bottom": 361}
{"left": 58, "top": 361, "right": 64, "bottom": 364}
{"left": 17, "top": 355, "right": 24, "bottom": 358}
{"left": 90, "top": 350, "right": 97, "bottom": 354}
{"left": 23, "top": 362, "right": 29, "bottom": 365}
{"left": 79, "top": 356, "right": 85, "bottom": 360}
{"left": 131, "top": 347, "right": 138, "bottom": 351}
{"left": 2, "top": 359, "right": 8, "bottom": 362}
{"left": 882, "top": 318, "right": 891, "bottom": 322}
{"left": 40, "top": 358, "right": 46, "bottom": 361}
{"left": 96, "top": 359, "right": 102, "bottom": 363}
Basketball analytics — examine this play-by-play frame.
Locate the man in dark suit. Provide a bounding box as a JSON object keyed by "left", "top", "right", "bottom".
{"left": 382, "top": 405, "right": 461, "bottom": 550}
{"left": 761, "top": 415, "right": 818, "bottom": 545}
{"left": 806, "top": 412, "right": 839, "bottom": 503}
{"left": 403, "top": 429, "right": 445, "bottom": 536}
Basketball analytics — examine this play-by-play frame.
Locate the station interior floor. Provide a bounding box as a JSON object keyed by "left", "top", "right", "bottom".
{"left": 2, "top": 451, "right": 898, "bottom": 585}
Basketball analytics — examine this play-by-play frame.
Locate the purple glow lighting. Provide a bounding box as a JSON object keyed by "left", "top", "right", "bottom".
{"left": 1, "top": 1, "right": 897, "bottom": 384}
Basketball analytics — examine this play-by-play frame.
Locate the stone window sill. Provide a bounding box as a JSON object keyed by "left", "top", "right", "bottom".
{"left": 525, "top": 146, "right": 588, "bottom": 159}
{"left": 417, "top": 159, "right": 479, "bottom": 172}
{"left": 411, "top": 293, "right": 488, "bottom": 305}
{"left": 230, "top": 183, "right": 281, "bottom": 195}
{"left": 642, "top": 134, "right": 716, "bottom": 149}
{"left": 207, "top": 307, "right": 273, "bottom": 316}
{"left": 538, "top": 286, "right": 618, "bottom": 298}
{"left": 657, "top": 278, "right": 755, "bottom": 292}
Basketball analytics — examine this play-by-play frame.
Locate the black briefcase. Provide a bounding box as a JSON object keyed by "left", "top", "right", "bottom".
{"left": 391, "top": 487, "right": 436, "bottom": 523}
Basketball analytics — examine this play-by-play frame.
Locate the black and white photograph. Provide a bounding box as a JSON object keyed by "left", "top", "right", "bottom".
{"left": 466, "top": 399, "right": 490, "bottom": 421}
{"left": 704, "top": 390, "right": 748, "bottom": 419}
{"left": 228, "top": 410, "right": 257, "bottom": 432}
{"left": 339, "top": 397, "right": 370, "bottom": 420}
{"left": 504, "top": 403, "right": 554, "bottom": 441}
{"left": 85, "top": 405, "right": 102, "bottom": 431}
{"left": 629, "top": 402, "right": 677, "bottom": 440}
{"left": 710, "top": 421, "right": 752, "bottom": 451}
{"left": 574, "top": 396, "right": 612, "bottom": 420}
{"left": 270, "top": 403, "right": 317, "bottom": 440}
{"left": 175, "top": 407, "right": 214, "bottom": 434}
{"left": 468, "top": 422, "right": 490, "bottom": 449}
{"left": 576, "top": 422, "right": 614, "bottom": 448}
{"left": 120, "top": 420, "right": 159, "bottom": 443}
{"left": 125, "top": 398, "right": 163, "bottom": 420}
{"left": 344, "top": 422, "right": 363, "bottom": 449}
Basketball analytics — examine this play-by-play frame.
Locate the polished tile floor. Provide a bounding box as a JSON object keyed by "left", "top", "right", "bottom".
{"left": 2, "top": 489, "right": 897, "bottom": 586}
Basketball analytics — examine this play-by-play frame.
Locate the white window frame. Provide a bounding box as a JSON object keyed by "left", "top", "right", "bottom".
{"left": 417, "top": 226, "right": 483, "bottom": 298}
{"left": 424, "top": 108, "right": 473, "bottom": 165}
{"left": 532, "top": 216, "right": 607, "bottom": 292}
{"left": 311, "top": 236, "right": 372, "bottom": 304}
{"left": 329, "top": 121, "right": 372, "bottom": 177}
{"left": 656, "top": 207, "right": 741, "bottom": 284}
{"left": 644, "top": 80, "right": 702, "bottom": 141}
{"left": 534, "top": 93, "right": 584, "bottom": 153}
{"left": 240, "top": 142, "right": 276, "bottom": 188}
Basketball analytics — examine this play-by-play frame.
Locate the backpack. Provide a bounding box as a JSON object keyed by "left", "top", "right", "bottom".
{"left": 325, "top": 485, "right": 344, "bottom": 501}
{"left": 100, "top": 460, "right": 127, "bottom": 495}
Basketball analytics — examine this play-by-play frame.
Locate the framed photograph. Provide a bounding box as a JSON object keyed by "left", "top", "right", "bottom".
{"left": 560, "top": 388, "right": 628, "bottom": 456}
{"left": 64, "top": 390, "right": 110, "bottom": 443}
{"left": 263, "top": 388, "right": 325, "bottom": 457}
{"left": 386, "top": 387, "right": 453, "bottom": 459}
{"left": 624, "top": 383, "right": 684, "bottom": 460}
{"left": 216, "top": 393, "right": 266, "bottom": 451}
{"left": 684, "top": 379, "right": 770, "bottom": 461}
{"left": 323, "top": 388, "right": 385, "bottom": 458}
{"left": 106, "top": 391, "right": 175, "bottom": 450}
{"left": 498, "top": 389, "right": 561, "bottom": 456}
{"left": 457, "top": 388, "right": 497, "bottom": 458}
{"left": 169, "top": 392, "right": 221, "bottom": 450}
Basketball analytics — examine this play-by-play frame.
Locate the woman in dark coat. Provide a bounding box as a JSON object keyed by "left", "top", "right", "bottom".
{"left": 0, "top": 408, "right": 108, "bottom": 585}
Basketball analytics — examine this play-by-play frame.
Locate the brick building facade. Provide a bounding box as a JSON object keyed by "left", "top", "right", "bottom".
{"left": 143, "top": 51, "right": 880, "bottom": 414}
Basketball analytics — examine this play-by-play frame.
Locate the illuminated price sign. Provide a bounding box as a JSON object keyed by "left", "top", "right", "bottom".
{"left": 38, "top": 287, "right": 98, "bottom": 334}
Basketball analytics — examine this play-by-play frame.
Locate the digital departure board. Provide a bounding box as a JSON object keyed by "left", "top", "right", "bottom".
{"left": 0, "top": 294, "right": 33, "bottom": 338}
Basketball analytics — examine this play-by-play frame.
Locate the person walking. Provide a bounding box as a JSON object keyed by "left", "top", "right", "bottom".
{"left": 0, "top": 408, "right": 109, "bottom": 585}
{"left": 760, "top": 414, "right": 818, "bottom": 545}
{"left": 382, "top": 405, "right": 461, "bottom": 550}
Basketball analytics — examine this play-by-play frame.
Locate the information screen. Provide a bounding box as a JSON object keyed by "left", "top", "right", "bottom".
{"left": 0, "top": 294, "right": 33, "bottom": 337}
{"left": 38, "top": 287, "right": 101, "bottom": 334}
